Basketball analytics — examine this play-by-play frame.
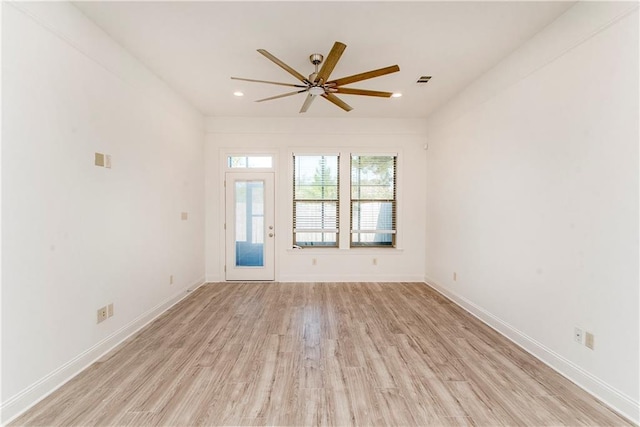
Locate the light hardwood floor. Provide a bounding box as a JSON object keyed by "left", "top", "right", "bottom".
{"left": 12, "top": 282, "right": 632, "bottom": 426}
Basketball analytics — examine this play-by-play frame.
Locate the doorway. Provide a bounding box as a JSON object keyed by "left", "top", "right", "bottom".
{"left": 225, "top": 172, "right": 275, "bottom": 280}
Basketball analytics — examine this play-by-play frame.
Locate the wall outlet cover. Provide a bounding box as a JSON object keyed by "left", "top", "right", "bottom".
{"left": 97, "top": 306, "right": 107, "bottom": 323}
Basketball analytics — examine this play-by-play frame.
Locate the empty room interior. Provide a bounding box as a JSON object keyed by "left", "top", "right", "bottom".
{"left": 1, "top": 1, "right": 639, "bottom": 426}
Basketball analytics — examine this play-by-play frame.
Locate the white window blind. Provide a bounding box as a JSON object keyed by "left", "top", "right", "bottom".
{"left": 293, "top": 155, "right": 339, "bottom": 247}
{"left": 350, "top": 155, "right": 397, "bottom": 247}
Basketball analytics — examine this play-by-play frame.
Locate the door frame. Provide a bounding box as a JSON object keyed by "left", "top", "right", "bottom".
{"left": 219, "top": 151, "right": 277, "bottom": 282}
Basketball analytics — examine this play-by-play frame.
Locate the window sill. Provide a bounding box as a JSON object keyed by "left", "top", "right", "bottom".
{"left": 287, "top": 247, "right": 404, "bottom": 254}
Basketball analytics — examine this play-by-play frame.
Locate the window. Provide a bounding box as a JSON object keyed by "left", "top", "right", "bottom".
{"left": 350, "top": 155, "right": 397, "bottom": 247}
{"left": 293, "top": 155, "right": 339, "bottom": 247}
{"left": 228, "top": 155, "right": 273, "bottom": 168}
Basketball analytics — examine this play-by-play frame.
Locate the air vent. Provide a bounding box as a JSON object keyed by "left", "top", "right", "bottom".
{"left": 417, "top": 76, "right": 432, "bottom": 84}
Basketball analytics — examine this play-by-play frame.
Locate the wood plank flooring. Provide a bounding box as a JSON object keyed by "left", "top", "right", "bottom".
{"left": 11, "top": 282, "right": 632, "bottom": 426}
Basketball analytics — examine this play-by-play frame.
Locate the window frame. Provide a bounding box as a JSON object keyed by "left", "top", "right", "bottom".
{"left": 226, "top": 154, "right": 274, "bottom": 169}
{"left": 292, "top": 153, "right": 340, "bottom": 248}
{"left": 349, "top": 154, "right": 398, "bottom": 248}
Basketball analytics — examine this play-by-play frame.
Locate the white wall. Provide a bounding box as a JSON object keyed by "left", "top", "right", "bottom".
{"left": 1, "top": 2, "right": 205, "bottom": 422}
{"left": 205, "top": 117, "right": 427, "bottom": 282}
{"left": 2, "top": 0, "right": 637, "bottom": 424}
{"left": 425, "top": 2, "right": 639, "bottom": 422}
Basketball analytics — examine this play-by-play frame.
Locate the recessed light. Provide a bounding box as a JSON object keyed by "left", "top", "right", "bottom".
{"left": 233, "top": 91, "right": 244, "bottom": 97}
{"left": 391, "top": 92, "right": 402, "bottom": 98}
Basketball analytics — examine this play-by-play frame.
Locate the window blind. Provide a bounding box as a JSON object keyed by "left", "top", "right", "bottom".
{"left": 350, "top": 155, "right": 397, "bottom": 247}
{"left": 293, "top": 155, "right": 339, "bottom": 247}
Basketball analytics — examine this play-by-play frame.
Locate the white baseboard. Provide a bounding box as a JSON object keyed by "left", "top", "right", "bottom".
{"left": 423, "top": 276, "right": 639, "bottom": 425}
{"left": 0, "top": 278, "right": 206, "bottom": 425}
{"left": 278, "top": 274, "right": 424, "bottom": 283}
{"left": 208, "top": 274, "right": 424, "bottom": 283}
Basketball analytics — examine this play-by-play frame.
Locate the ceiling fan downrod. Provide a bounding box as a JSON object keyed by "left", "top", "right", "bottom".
{"left": 308, "top": 53, "right": 323, "bottom": 85}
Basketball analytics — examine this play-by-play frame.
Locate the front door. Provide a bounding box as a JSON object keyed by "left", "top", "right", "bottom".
{"left": 225, "top": 172, "right": 275, "bottom": 280}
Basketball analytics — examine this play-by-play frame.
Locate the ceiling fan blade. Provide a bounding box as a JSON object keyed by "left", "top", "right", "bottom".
{"left": 299, "top": 94, "right": 317, "bottom": 113}
{"left": 334, "top": 87, "right": 394, "bottom": 97}
{"left": 321, "top": 93, "right": 353, "bottom": 112}
{"left": 315, "top": 41, "right": 346, "bottom": 84}
{"left": 257, "top": 49, "right": 309, "bottom": 84}
{"left": 327, "top": 65, "right": 400, "bottom": 87}
{"left": 231, "top": 77, "right": 307, "bottom": 88}
{"left": 255, "top": 89, "right": 308, "bottom": 103}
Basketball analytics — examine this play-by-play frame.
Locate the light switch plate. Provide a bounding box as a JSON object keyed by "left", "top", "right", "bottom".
{"left": 95, "top": 153, "right": 105, "bottom": 167}
{"left": 181, "top": 212, "right": 188, "bottom": 220}
{"left": 585, "top": 332, "right": 595, "bottom": 350}
{"left": 105, "top": 154, "right": 112, "bottom": 169}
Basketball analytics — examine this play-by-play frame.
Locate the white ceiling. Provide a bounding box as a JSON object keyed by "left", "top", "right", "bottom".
{"left": 73, "top": 1, "right": 574, "bottom": 118}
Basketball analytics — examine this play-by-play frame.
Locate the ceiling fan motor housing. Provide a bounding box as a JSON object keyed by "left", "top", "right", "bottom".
{"left": 309, "top": 53, "right": 324, "bottom": 65}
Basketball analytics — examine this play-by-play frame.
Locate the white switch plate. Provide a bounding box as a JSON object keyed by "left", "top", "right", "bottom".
{"left": 105, "top": 154, "right": 112, "bottom": 169}
{"left": 585, "top": 332, "right": 595, "bottom": 350}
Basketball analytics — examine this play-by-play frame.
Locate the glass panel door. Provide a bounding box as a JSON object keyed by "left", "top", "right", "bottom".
{"left": 225, "top": 172, "right": 275, "bottom": 280}
{"left": 234, "top": 180, "right": 264, "bottom": 267}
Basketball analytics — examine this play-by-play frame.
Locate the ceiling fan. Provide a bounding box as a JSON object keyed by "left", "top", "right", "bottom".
{"left": 231, "top": 41, "right": 400, "bottom": 113}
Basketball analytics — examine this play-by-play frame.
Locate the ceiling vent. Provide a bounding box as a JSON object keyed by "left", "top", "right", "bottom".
{"left": 417, "top": 76, "right": 432, "bottom": 83}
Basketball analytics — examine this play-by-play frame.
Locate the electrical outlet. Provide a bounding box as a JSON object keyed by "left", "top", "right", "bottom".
{"left": 312, "top": 258, "right": 317, "bottom": 266}
{"left": 585, "top": 332, "right": 595, "bottom": 350}
{"left": 181, "top": 212, "right": 188, "bottom": 221}
{"left": 107, "top": 303, "right": 114, "bottom": 318}
{"left": 170, "top": 275, "right": 174, "bottom": 285}
{"left": 453, "top": 272, "right": 457, "bottom": 281}
{"left": 97, "top": 306, "right": 107, "bottom": 323}
{"left": 373, "top": 258, "right": 377, "bottom": 265}
{"left": 574, "top": 327, "right": 584, "bottom": 344}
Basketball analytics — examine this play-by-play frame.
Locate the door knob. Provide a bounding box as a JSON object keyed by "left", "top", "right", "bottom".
{"left": 269, "top": 233, "right": 274, "bottom": 237}
{"left": 269, "top": 226, "right": 274, "bottom": 230}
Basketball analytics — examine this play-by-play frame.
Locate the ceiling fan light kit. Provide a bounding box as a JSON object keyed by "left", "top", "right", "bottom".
{"left": 231, "top": 41, "right": 400, "bottom": 113}
{"left": 308, "top": 86, "right": 325, "bottom": 96}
